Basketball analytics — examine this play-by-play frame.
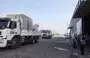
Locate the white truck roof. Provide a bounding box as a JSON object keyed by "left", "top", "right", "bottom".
{"left": 7, "top": 14, "right": 32, "bottom": 21}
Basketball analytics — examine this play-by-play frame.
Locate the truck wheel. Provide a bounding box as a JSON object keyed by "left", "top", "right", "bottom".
{"left": 11, "top": 37, "right": 21, "bottom": 49}
{"left": 35, "top": 36, "right": 39, "bottom": 43}
{"left": 30, "top": 40, "right": 35, "bottom": 44}
{"left": 49, "top": 36, "right": 52, "bottom": 39}
{"left": 35, "top": 39, "right": 39, "bottom": 43}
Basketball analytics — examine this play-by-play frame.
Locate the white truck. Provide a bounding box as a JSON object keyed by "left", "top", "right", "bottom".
{"left": 40, "top": 30, "right": 53, "bottom": 39}
{"left": 0, "top": 14, "right": 41, "bottom": 49}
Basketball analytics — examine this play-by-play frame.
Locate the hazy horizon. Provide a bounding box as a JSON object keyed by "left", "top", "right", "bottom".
{"left": 0, "top": 0, "right": 78, "bottom": 34}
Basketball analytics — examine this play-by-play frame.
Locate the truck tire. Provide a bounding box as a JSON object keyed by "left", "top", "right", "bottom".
{"left": 35, "top": 39, "right": 39, "bottom": 43}
{"left": 49, "top": 36, "right": 52, "bottom": 39}
{"left": 30, "top": 40, "right": 35, "bottom": 44}
{"left": 11, "top": 37, "right": 21, "bottom": 49}
{"left": 34, "top": 36, "right": 39, "bottom": 43}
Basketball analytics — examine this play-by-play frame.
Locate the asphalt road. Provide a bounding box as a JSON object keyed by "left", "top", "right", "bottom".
{"left": 0, "top": 37, "right": 81, "bottom": 58}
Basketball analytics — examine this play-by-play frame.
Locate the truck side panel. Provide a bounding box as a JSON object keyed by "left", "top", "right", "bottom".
{"left": 7, "top": 14, "right": 33, "bottom": 36}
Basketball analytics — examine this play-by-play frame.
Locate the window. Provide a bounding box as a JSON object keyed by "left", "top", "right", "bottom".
{"left": 9, "top": 21, "right": 17, "bottom": 29}
{"left": 0, "top": 19, "right": 9, "bottom": 29}
{"left": 9, "top": 21, "right": 13, "bottom": 28}
{"left": 14, "top": 22, "right": 17, "bottom": 28}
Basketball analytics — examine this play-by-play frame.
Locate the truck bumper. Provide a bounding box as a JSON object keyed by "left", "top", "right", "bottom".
{"left": 42, "top": 35, "right": 52, "bottom": 39}
{"left": 0, "top": 39, "right": 7, "bottom": 47}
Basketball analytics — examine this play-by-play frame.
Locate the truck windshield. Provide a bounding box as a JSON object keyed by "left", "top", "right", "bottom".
{"left": 0, "top": 19, "right": 9, "bottom": 29}
{"left": 41, "top": 30, "right": 51, "bottom": 33}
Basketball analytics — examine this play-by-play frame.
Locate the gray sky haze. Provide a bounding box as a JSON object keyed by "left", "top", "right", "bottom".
{"left": 0, "top": 0, "right": 78, "bottom": 34}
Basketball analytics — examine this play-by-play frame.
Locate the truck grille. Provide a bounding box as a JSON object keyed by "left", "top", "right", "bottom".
{"left": 43, "top": 34, "right": 47, "bottom": 36}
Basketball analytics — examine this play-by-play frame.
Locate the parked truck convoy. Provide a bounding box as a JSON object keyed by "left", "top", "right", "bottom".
{"left": 0, "top": 14, "right": 41, "bottom": 49}
{"left": 68, "top": 0, "right": 90, "bottom": 55}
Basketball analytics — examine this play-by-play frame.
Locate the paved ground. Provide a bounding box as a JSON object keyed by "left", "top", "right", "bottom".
{"left": 0, "top": 37, "right": 90, "bottom": 58}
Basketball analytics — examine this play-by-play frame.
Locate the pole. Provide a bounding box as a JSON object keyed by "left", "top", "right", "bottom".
{"left": 67, "top": 23, "right": 68, "bottom": 37}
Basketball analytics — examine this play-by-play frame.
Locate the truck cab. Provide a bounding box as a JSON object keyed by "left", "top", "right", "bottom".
{"left": 0, "top": 14, "right": 41, "bottom": 49}
{"left": 41, "top": 30, "right": 52, "bottom": 39}
{"left": 0, "top": 18, "right": 20, "bottom": 48}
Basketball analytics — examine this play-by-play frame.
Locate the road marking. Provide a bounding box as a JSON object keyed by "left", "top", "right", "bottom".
{"left": 54, "top": 47, "right": 78, "bottom": 56}
{"left": 58, "top": 41, "right": 67, "bottom": 43}
{"left": 54, "top": 41, "right": 67, "bottom": 43}
{"left": 72, "top": 53, "right": 78, "bottom": 56}
{"left": 54, "top": 47, "right": 69, "bottom": 52}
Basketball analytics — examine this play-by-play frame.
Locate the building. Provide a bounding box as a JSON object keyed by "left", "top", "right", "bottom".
{"left": 69, "top": 0, "right": 90, "bottom": 35}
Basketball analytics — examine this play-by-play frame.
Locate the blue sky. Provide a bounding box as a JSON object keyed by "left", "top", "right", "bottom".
{"left": 0, "top": 0, "right": 78, "bottom": 34}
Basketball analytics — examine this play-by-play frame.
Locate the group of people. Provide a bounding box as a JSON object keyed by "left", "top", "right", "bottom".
{"left": 68, "top": 33, "right": 90, "bottom": 55}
